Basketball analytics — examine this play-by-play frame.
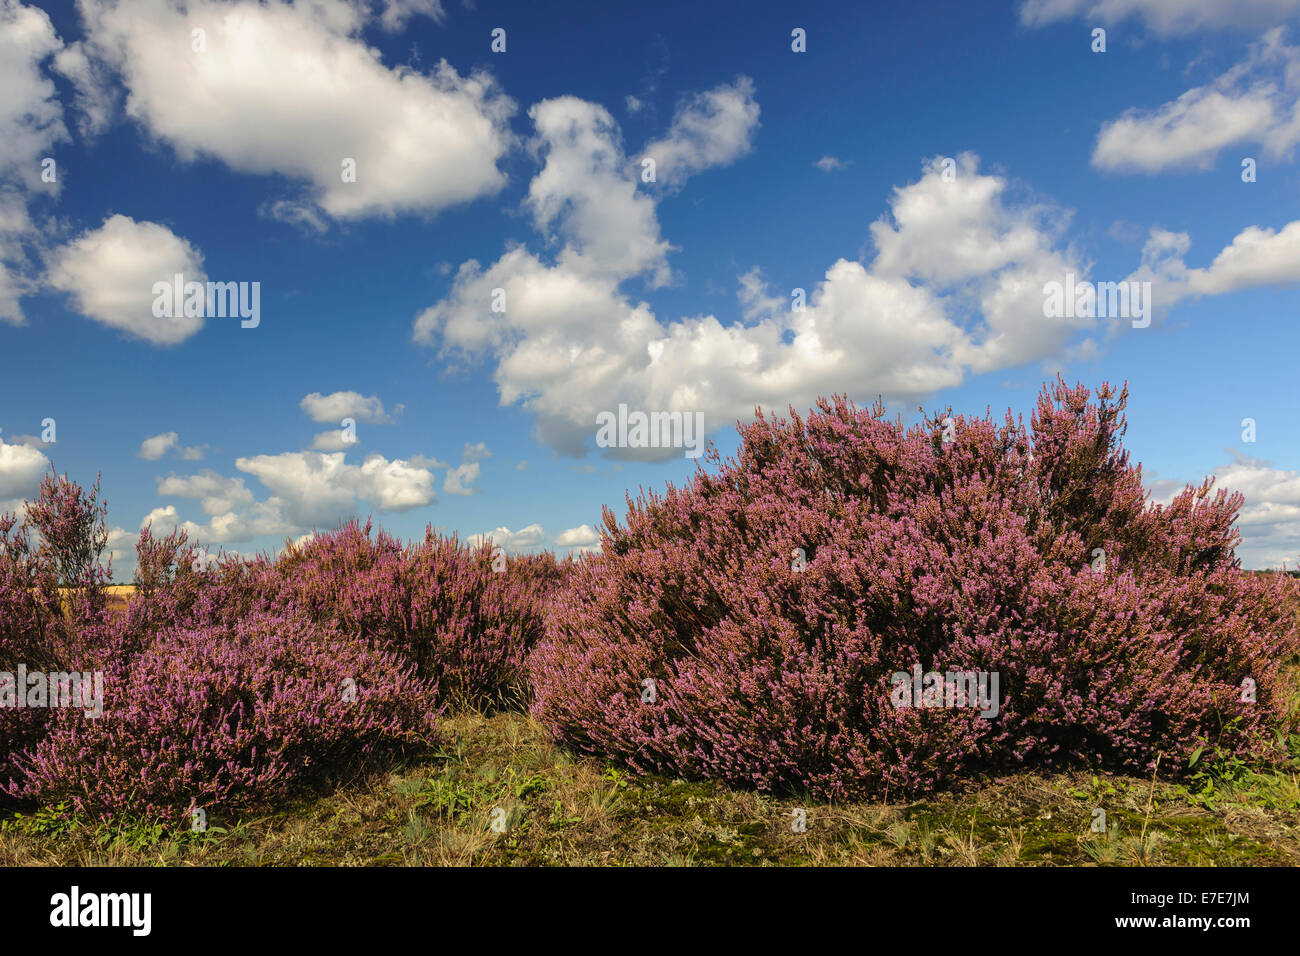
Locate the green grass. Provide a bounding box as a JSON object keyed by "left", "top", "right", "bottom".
{"left": 3, "top": 709, "right": 1298, "bottom": 866}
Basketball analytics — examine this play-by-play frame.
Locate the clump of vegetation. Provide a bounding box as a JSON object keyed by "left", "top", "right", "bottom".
{"left": 531, "top": 379, "right": 1299, "bottom": 798}
{"left": 2, "top": 482, "right": 563, "bottom": 822}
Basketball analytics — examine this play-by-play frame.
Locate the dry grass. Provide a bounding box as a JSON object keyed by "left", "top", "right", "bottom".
{"left": 49, "top": 584, "right": 134, "bottom": 614}
{"left": 104, "top": 585, "right": 133, "bottom": 614}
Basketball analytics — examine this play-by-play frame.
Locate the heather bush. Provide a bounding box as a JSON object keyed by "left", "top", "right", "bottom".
{"left": 1, "top": 472, "right": 116, "bottom": 795}
{"left": 0, "top": 512, "right": 60, "bottom": 667}
{"left": 3, "top": 478, "right": 554, "bottom": 821}
{"left": 264, "top": 522, "right": 552, "bottom": 708}
{"left": 0, "top": 513, "right": 59, "bottom": 792}
{"left": 25, "top": 468, "right": 111, "bottom": 609}
{"left": 132, "top": 524, "right": 202, "bottom": 601}
{"left": 530, "top": 379, "right": 1300, "bottom": 799}
{"left": 5, "top": 609, "right": 441, "bottom": 823}
{"left": 111, "top": 519, "right": 557, "bottom": 708}
{"left": 506, "top": 550, "right": 579, "bottom": 599}
{"left": 100, "top": 524, "right": 215, "bottom": 662}
{"left": 396, "top": 532, "right": 546, "bottom": 706}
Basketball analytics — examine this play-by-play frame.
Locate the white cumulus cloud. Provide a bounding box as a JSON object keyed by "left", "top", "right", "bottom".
{"left": 467, "top": 523, "right": 546, "bottom": 553}
{"left": 1092, "top": 29, "right": 1300, "bottom": 173}
{"left": 0, "top": 432, "right": 48, "bottom": 512}
{"left": 300, "top": 390, "right": 395, "bottom": 424}
{"left": 76, "top": 0, "right": 515, "bottom": 222}
{"left": 640, "top": 76, "right": 759, "bottom": 188}
{"left": 443, "top": 461, "right": 480, "bottom": 496}
{"left": 47, "top": 214, "right": 206, "bottom": 345}
{"left": 0, "top": 0, "right": 69, "bottom": 323}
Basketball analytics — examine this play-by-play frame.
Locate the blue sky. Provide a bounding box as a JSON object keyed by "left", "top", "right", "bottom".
{"left": 2, "top": 0, "right": 1300, "bottom": 576}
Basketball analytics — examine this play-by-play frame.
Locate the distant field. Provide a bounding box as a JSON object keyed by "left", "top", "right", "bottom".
{"left": 52, "top": 585, "right": 134, "bottom": 612}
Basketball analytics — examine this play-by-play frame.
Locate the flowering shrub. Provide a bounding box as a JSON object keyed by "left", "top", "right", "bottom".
{"left": 2, "top": 484, "right": 547, "bottom": 820}
{"left": 132, "top": 524, "right": 202, "bottom": 602}
{"left": 398, "top": 532, "right": 551, "bottom": 707}
{"left": 0, "top": 471, "right": 114, "bottom": 795}
{"left": 103, "top": 520, "right": 557, "bottom": 709}
{"left": 529, "top": 379, "right": 1300, "bottom": 799}
{"left": 264, "top": 522, "right": 553, "bottom": 708}
{"left": 116, "top": 520, "right": 558, "bottom": 708}
{"left": 97, "top": 525, "right": 215, "bottom": 664}
{"left": 506, "top": 550, "right": 579, "bottom": 601}
{"left": 5, "top": 610, "right": 440, "bottom": 822}
{"left": 24, "top": 467, "right": 110, "bottom": 594}
{"left": 0, "top": 514, "right": 59, "bottom": 792}
{"left": 0, "top": 513, "right": 59, "bottom": 666}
